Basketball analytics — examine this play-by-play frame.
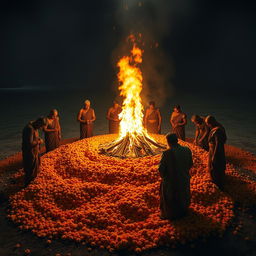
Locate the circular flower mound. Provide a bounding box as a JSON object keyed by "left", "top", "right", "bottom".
{"left": 9, "top": 135, "right": 237, "bottom": 251}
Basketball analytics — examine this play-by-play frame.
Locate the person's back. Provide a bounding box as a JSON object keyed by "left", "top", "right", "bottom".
{"left": 159, "top": 133, "right": 193, "bottom": 220}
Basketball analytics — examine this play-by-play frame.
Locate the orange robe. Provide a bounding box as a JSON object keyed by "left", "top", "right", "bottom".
{"left": 170, "top": 112, "right": 186, "bottom": 140}
{"left": 80, "top": 108, "right": 94, "bottom": 139}
{"left": 108, "top": 107, "right": 121, "bottom": 134}
{"left": 145, "top": 109, "right": 161, "bottom": 134}
{"left": 22, "top": 122, "right": 41, "bottom": 186}
{"left": 208, "top": 125, "right": 227, "bottom": 189}
{"left": 44, "top": 118, "right": 60, "bottom": 152}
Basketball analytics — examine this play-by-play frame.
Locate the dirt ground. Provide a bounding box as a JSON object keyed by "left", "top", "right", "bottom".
{"left": 0, "top": 139, "right": 256, "bottom": 256}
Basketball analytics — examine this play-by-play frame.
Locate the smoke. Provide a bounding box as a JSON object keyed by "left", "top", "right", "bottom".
{"left": 112, "top": 0, "right": 195, "bottom": 107}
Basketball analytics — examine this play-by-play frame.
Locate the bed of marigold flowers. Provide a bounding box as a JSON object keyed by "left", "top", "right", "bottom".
{"left": 8, "top": 134, "right": 256, "bottom": 252}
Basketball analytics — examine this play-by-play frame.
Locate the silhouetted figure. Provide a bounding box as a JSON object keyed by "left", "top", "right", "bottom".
{"left": 106, "top": 101, "right": 122, "bottom": 134}
{"left": 144, "top": 101, "right": 162, "bottom": 134}
{"left": 205, "top": 115, "right": 227, "bottom": 190}
{"left": 44, "top": 109, "right": 61, "bottom": 152}
{"left": 77, "top": 100, "right": 96, "bottom": 139}
{"left": 159, "top": 133, "right": 193, "bottom": 220}
{"left": 191, "top": 115, "right": 210, "bottom": 151}
{"left": 22, "top": 117, "right": 46, "bottom": 186}
{"left": 170, "top": 105, "right": 187, "bottom": 140}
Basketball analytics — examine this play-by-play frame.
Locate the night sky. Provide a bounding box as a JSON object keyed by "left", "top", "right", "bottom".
{"left": 1, "top": 0, "right": 255, "bottom": 93}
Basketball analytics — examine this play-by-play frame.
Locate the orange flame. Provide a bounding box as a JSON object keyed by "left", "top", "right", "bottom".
{"left": 117, "top": 39, "right": 146, "bottom": 139}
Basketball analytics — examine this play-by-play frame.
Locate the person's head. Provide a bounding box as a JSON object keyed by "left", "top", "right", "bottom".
{"left": 49, "top": 109, "right": 58, "bottom": 118}
{"left": 33, "top": 117, "right": 47, "bottom": 129}
{"left": 149, "top": 101, "right": 155, "bottom": 110}
{"left": 166, "top": 133, "right": 178, "bottom": 147}
{"left": 191, "top": 115, "right": 203, "bottom": 125}
{"left": 113, "top": 100, "right": 119, "bottom": 108}
{"left": 84, "top": 99, "right": 91, "bottom": 109}
{"left": 205, "top": 115, "right": 218, "bottom": 128}
{"left": 173, "top": 104, "right": 181, "bottom": 113}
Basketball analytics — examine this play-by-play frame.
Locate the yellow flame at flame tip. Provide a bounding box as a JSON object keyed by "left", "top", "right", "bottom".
{"left": 117, "top": 41, "right": 147, "bottom": 139}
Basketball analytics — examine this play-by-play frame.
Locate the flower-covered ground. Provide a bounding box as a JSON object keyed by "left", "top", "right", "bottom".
{"left": 7, "top": 134, "right": 256, "bottom": 252}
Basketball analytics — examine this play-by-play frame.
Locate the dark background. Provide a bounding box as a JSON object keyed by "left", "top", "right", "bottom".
{"left": 0, "top": 0, "right": 255, "bottom": 93}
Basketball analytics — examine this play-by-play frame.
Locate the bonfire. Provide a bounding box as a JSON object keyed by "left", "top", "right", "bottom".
{"left": 99, "top": 36, "right": 166, "bottom": 158}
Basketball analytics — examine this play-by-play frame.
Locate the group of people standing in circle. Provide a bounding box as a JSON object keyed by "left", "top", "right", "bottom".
{"left": 21, "top": 99, "right": 227, "bottom": 201}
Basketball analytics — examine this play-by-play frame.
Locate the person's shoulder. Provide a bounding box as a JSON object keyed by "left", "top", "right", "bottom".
{"left": 23, "top": 122, "right": 33, "bottom": 133}
{"left": 180, "top": 144, "right": 192, "bottom": 153}
{"left": 162, "top": 149, "right": 170, "bottom": 155}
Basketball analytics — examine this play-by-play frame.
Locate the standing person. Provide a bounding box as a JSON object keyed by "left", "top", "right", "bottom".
{"left": 191, "top": 115, "right": 210, "bottom": 151}
{"left": 106, "top": 101, "right": 122, "bottom": 134}
{"left": 159, "top": 133, "right": 193, "bottom": 220}
{"left": 205, "top": 115, "right": 227, "bottom": 190}
{"left": 170, "top": 105, "right": 187, "bottom": 141}
{"left": 144, "top": 101, "right": 162, "bottom": 134}
{"left": 43, "top": 109, "right": 61, "bottom": 152}
{"left": 77, "top": 100, "right": 96, "bottom": 139}
{"left": 22, "top": 117, "right": 46, "bottom": 186}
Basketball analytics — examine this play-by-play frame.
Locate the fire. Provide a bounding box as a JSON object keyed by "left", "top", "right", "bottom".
{"left": 118, "top": 42, "right": 145, "bottom": 138}
{"left": 99, "top": 35, "right": 166, "bottom": 158}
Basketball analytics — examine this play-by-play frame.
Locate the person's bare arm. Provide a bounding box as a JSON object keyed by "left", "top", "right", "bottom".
{"left": 177, "top": 114, "right": 187, "bottom": 126}
{"left": 106, "top": 108, "right": 112, "bottom": 121}
{"left": 198, "top": 126, "right": 209, "bottom": 143}
{"left": 91, "top": 110, "right": 96, "bottom": 122}
{"left": 57, "top": 118, "right": 61, "bottom": 139}
{"left": 43, "top": 123, "right": 57, "bottom": 133}
{"left": 29, "top": 128, "right": 42, "bottom": 147}
{"left": 77, "top": 109, "right": 86, "bottom": 123}
{"left": 170, "top": 114, "right": 175, "bottom": 128}
{"left": 194, "top": 127, "right": 199, "bottom": 144}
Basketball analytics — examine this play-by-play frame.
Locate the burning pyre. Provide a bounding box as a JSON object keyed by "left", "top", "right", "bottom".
{"left": 99, "top": 36, "right": 166, "bottom": 158}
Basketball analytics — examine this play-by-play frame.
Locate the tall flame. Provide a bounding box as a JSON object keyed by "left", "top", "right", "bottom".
{"left": 98, "top": 35, "right": 166, "bottom": 157}
{"left": 118, "top": 41, "right": 146, "bottom": 139}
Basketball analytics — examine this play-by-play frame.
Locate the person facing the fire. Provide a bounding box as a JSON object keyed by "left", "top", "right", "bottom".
{"left": 144, "top": 101, "right": 162, "bottom": 134}
{"left": 205, "top": 115, "right": 227, "bottom": 190}
{"left": 22, "top": 117, "right": 46, "bottom": 187}
{"left": 170, "top": 105, "right": 187, "bottom": 141}
{"left": 159, "top": 133, "right": 193, "bottom": 220}
{"left": 77, "top": 100, "right": 96, "bottom": 139}
{"left": 191, "top": 115, "right": 210, "bottom": 151}
{"left": 44, "top": 109, "right": 61, "bottom": 152}
{"left": 106, "top": 100, "right": 122, "bottom": 134}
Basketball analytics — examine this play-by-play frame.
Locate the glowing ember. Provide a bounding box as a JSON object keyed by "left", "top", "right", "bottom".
{"left": 99, "top": 36, "right": 166, "bottom": 158}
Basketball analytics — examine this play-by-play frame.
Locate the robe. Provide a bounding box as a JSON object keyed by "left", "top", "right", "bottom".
{"left": 145, "top": 108, "right": 161, "bottom": 134}
{"left": 159, "top": 144, "right": 193, "bottom": 220}
{"left": 108, "top": 107, "right": 122, "bottom": 134}
{"left": 80, "top": 108, "right": 94, "bottom": 139}
{"left": 170, "top": 112, "right": 186, "bottom": 140}
{"left": 22, "top": 122, "right": 41, "bottom": 186}
{"left": 208, "top": 126, "right": 227, "bottom": 189}
{"left": 44, "top": 117, "right": 60, "bottom": 152}
{"left": 195, "top": 119, "right": 210, "bottom": 151}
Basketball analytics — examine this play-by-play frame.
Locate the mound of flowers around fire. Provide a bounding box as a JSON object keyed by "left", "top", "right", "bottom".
{"left": 8, "top": 134, "right": 256, "bottom": 252}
